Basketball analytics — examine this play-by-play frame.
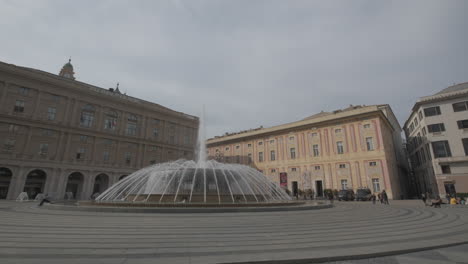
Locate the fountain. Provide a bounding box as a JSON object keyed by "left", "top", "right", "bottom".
{"left": 94, "top": 107, "right": 292, "bottom": 207}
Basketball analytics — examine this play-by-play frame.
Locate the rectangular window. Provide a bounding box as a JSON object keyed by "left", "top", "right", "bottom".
{"left": 4, "top": 139, "right": 15, "bottom": 151}
{"left": 453, "top": 101, "right": 468, "bottom": 112}
{"left": 270, "top": 140, "right": 275, "bottom": 144}
{"left": 14, "top": 100, "right": 25, "bottom": 113}
{"left": 125, "top": 152, "right": 132, "bottom": 165}
{"left": 422, "top": 127, "right": 427, "bottom": 136}
{"left": 104, "top": 117, "right": 117, "bottom": 130}
{"left": 427, "top": 123, "right": 446, "bottom": 133}
{"left": 462, "top": 138, "right": 468, "bottom": 156}
{"left": 424, "top": 106, "right": 441, "bottom": 117}
{"left": 247, "top": 153, "right": 252, "bottom": 163}
{"left": 47, "top": 107, "right": 56, "bottom": 121}
{"left": 42, "top": 129, "right": 54, "bottom": 137}
{"left": 19, "top": 87, "right": 30, "bottom": 95}
{"left": 441, "top": 165, "right": 451, "bottom": 174}
{"left": 366, "top": 137, "right": 374, "bottom": 151}
{"left": 457, "top": 120, "right": 468, "bottom": 129}
{"left": 126, "top": 122, "right": 137, "bottom": 136}
{"left": 79, "top": 135, "right": 88, "bottom": 142}
{"left": 271, "top": 169, "right": 276, "bottom": 173}
{"left": 363, "top": 124, "right": 371, "bottom": 129}
{"left": 258, "top": 152, "right": 264, "bottom": 162}
{"left": 335, "top": 129, "right": 342, "bottom": 133}
{"left": 311, "top": 132, "right": 318, "bottom": 137}
{"left": 432, "top": 141, "right": 452, "bottom": 158}
{"left": 414, "top": 118, "right": 418, "bottom": 126}
{"left": 8, "top": 124, "right": 19, "bottom": 133}
{"left": 418, "top": 111, "right": 423, "bottom": 120}
{"left": 103, "top": 151, "right": 110, "bottom": 162}
{"left": 313, "top": 144, "right": 319, "bottom": 156}
{"left": 236, "top": 145, "right": 240, "bottom": 149}
{"left": 369, "top": 161, "right": 377, "bottom": 166}
{"left": 372, "top": 179, "right": 380, "bottom": 193}
{"left": 339, "top": 164, "right": 346, "bottom": 169}
{"left": 258, "top": 141, "right": 263, "bottom": 145}
{"left": 248, "top": 143, "right": 252, "bottom": 148}
{"left": 80, "top": 112, "right": 94, "bottom": 127}
{"left": 76, "top": 147, "right": 85, "bottom": 160}
{"left": 290, "top": 148, "right": 296, "bottom": 159}
{"left": 225, "top": 147, "right": 230, "bottom": 151}
{"left": 341, "top": 179, "right": 348, "bottom": 190}
{"left": 153, "top": 128, "right": 159, "bottom": 137}
{"left": 314, "top": 165, "right": 320, "bottom": 170}
{"left": 39, "top": 143, "right": 48, "bottom": 155}
{"left": 337, "top": 141, "right": 344, "bottom": 154}
{"left": 289, "top": 136, "right": 294, "bottom": 141}
{"left": 291, "top": 168, "right": 297, "bottom": 172}
{"left": 270, "top": 150, "right": 276, "bottom": 161}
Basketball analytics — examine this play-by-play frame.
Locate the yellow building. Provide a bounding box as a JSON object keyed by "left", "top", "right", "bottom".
{"left": 207, "top": 105, "right": 408, "bottom": 199}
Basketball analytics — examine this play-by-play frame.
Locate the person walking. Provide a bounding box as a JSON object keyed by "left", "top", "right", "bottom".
{"left": 446, "top": 194, "right": 451, "bottom": 205}
{"left": 382, "top": 190, "right": 389, "bottom": 205}
{"left": 421, "top": 193, "right": 427, "bottom": 206}
{"left": 371, "top": 193, "right": 376, "bottom": 205}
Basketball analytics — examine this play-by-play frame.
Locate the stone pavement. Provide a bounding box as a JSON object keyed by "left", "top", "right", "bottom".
{"left": 0, "top": 200, "right": 467, "bottom": 264}
{"left": 325, "top": 243, "right": 468, "bottom": 264}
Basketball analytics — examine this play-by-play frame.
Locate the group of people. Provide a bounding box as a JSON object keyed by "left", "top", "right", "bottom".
{"left": 421, "top": 193, "right": 467, "bottom": 208}
{"left": 370, "top": 190, "right": 389, "bottom": 205}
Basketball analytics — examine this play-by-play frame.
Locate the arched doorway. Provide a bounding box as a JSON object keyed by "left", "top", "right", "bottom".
{"left": 24, "top": 169, "right": 47, "bottom": 199}
{"left": 0, "top": 168, "right": 13, "bottom": 199}
{"left": 65, "top": 172, "right": 84, "bottom": 200}
{"left": 93, "top": 174, "right": 109, "bottom": 196}
{"left": 119, "top": 175, "right": 128, "bottom": 181}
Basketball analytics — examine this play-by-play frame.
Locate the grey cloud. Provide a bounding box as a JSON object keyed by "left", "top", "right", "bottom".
{"left": 1, "top": 0, "right": 467, "bottom": 138}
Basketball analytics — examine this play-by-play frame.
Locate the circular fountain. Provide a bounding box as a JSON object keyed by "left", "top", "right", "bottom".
{"left": 95, "top": 159, "right": 291, "bottom": 206}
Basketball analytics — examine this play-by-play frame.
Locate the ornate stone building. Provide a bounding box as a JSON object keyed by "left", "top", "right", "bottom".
{"left": 207, "top": 105, "right": 408, "bottom": 199}
{"left": 0, "top": 60, "right": 198, "bottom": 200}
{"left": 404, "top": 82, "right": 468, "bottom": 197}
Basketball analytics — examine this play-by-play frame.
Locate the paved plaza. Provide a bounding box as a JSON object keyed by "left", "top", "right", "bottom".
{"left": 0, "top": 200, "right": 467, "bottom": 264}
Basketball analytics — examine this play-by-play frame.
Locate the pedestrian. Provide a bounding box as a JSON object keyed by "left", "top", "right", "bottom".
{"left": 461, "top": 198, "right": 466, "bottom": 205}
{"left": 39, "top": 193, "right": 52, "bottom": 206}
{"left": 382, "top": 190, "right": 389, "bottom": 205}
{"left": 328, "top": 192, "right": 334, "bottom": 204}
{"left": 446, "top": 194, "right": 451, "bottom": 204}
{"left": 421, "top": 193, "right": 427, "bottom": 206}
{"left": 378, "top": 192, "right": 383, "bottom": 204}
{"left": 430, "top": 195, "right": 442, "bottom": 208}
{"left": 450, "top": 197, "right": 457, "bottom": 205}
{"left": 370, "top": 193, "right": 376, "bottom": 205}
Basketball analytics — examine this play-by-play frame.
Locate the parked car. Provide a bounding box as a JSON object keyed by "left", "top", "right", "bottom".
{"left": 338, "top": 190, "right": 355, "bottom": 201}
{"left": 355, "top": 188, "right": 372, "bottom": 201}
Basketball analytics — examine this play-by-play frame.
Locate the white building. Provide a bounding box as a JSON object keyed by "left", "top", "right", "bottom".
{"left": 404, "top": 83, "right": 468, "bottom": 197}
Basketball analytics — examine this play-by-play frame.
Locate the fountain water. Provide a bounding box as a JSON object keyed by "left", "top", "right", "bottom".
{"left": 96, "top": 107, "right": 291, "bottom": 205}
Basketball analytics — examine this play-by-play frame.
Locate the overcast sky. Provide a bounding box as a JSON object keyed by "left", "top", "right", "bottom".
{"left": 1, "top": 0, "right": 467, "bottom": 138}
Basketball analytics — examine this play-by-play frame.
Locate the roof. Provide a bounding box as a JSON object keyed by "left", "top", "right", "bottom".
{"left": 208, "top": 104, "right": 396, "bottom": 145}
{"left": 434, "top": 82, "right": 468, "bottom": 95}
{"left": 404, "top": 82, "right": 468, "bottom": 128}
{"left": 0, "top": 60, "right": 198, "bottom": 122}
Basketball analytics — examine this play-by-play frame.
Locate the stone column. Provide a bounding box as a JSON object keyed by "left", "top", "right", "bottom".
{"left": 21, "top": 127, "right": 33, "bottom": 155}
{"left": 10, "top": 166, "right": 28, "bottom": 199}
{"left": 32, "top": 91, "right": 42, "bottom": 119}
{"left": 6, "top": 166, "right": 20, "bottom": 200}
{"left": 0, "top": 82, "right": 9, "bottom": 114}
{"left": 81, "top": 172, "right": 94, "bottom": 200}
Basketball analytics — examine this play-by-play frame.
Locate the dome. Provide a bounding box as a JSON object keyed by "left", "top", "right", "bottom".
{"left": 96, "top": 159, "right": 291, "bottom": 204}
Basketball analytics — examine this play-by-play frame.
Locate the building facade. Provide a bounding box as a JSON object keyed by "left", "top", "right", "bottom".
{"left": 404, "top": 83, "right": 468, "bottom": 197}
{"left": 0, "top": 60, "right": 198, "bottom": 200}
{"left": 207, "top": 105, "right": 408, "bottom": 199}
